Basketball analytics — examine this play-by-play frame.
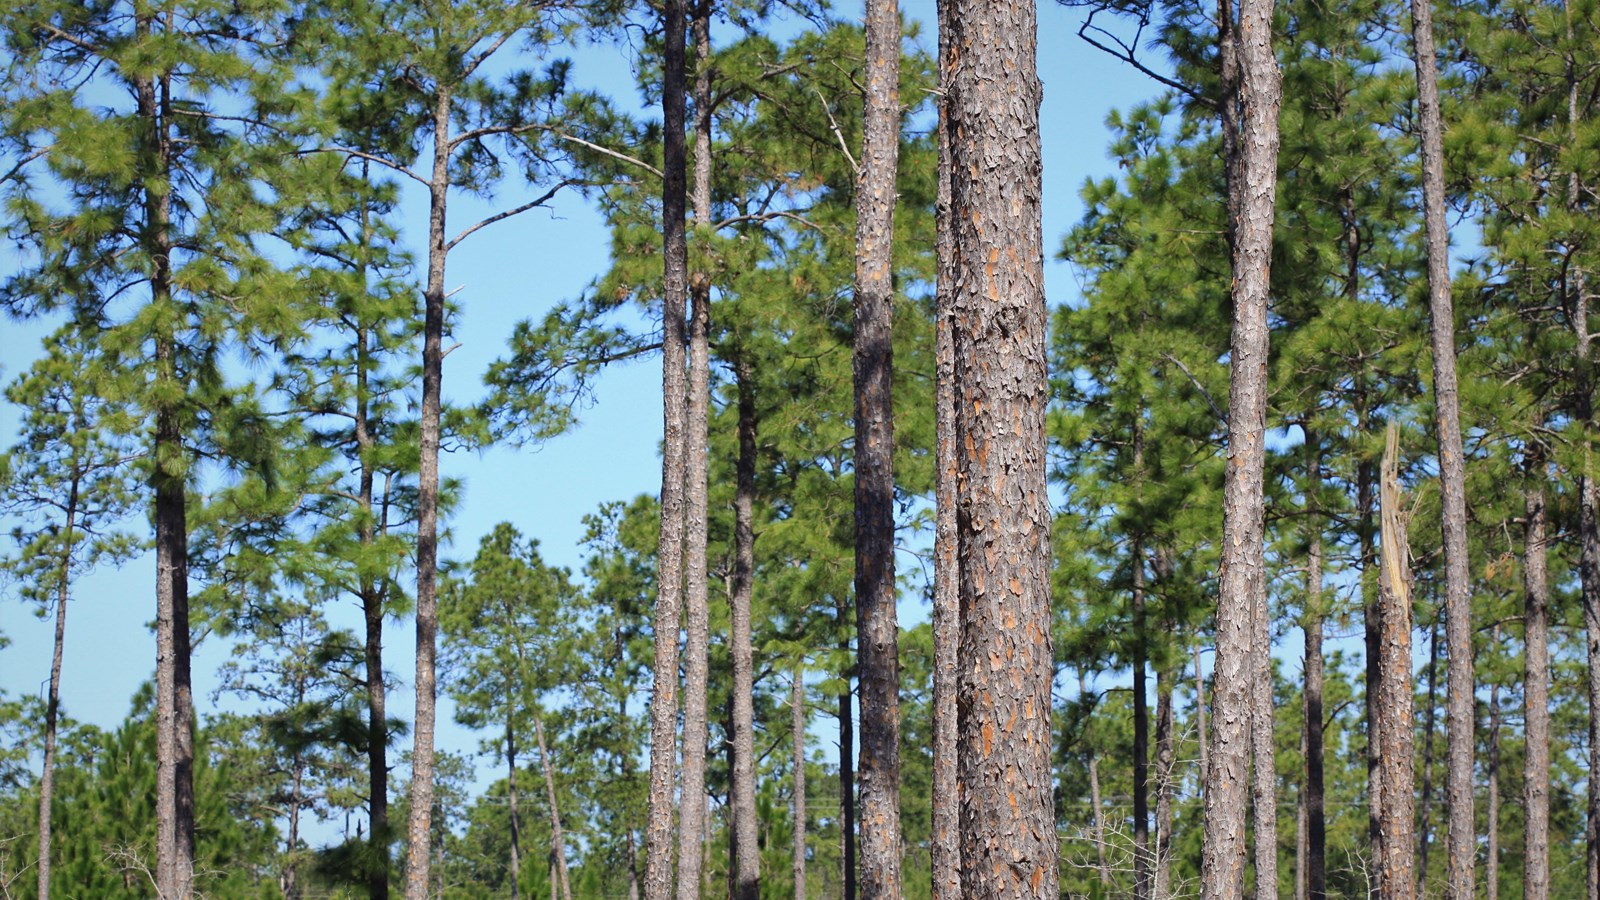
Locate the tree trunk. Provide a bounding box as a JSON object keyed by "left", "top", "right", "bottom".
{"left": 930, "top": 3, "right": 960, "bottom": 892}
{"left": 1081, "top": 672, "right": 1112, "bottom": 890}
{"left": 509, "top": 722, "right": 523, "bottom": 900}
{"left": 1359, "top": 443, "right": 1380, "bottom": 891}
{"left": 675, "top": 5, "right": 715, "bottom": 896}
{"left": 839, "top": 593, "right": 857, "bottom": 900}
{"left": 1302, "top": 432, "right": 1326, "bottom": 900}
{"left": 1200, "top": 0, "right": 1282, "bottom": 893}
{"left": 644, "top": 0, "right": 691, "bottom": 895}
{"left": 945, "top": 0, "right": 1057, "bottom": 894}
{"left": 1417, "top": 617, "right": 1439, "bottom": 896}
{"left": 1252, "top": 555, "right": 1278, "bottom": 900}
{"left": 1486, "top": 678, "right": 1500, "bottom": 900}
{"left": 535, "top": 716, "right": 572, "bottom": 900}
{"left": 730, "top": 349, "right": 761, "bottom": 900}
{"left": 36, "top": 478, "right": 78, "bottom": 900}
{"left": 403, "top": 87, "right": 452, "bottom": 900}
{"left": 1376, "top": 424, "right": 1415, "bottom": 900}
{"left": 1133, "top": 538, "right": 1151, "bottom": 900}
{"left": 1406, "top": 1, "right": 1475, "bottom": 894}
{"left": 793, "top": 664, "right": 808, "bottom": 900}
{"left": 1524, "top": 473, "right": 1550, "bottom": 900}
{"left": 356, "top": 319, "right": 391, "bottom": 900}
{"left": 854, "top": 2, "right": 904, "bottom": 896}
{"left": 1154, "top": 657, "right": 1176, "bottom": 899}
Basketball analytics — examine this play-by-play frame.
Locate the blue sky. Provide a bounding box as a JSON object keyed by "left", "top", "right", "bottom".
{"left": 0, "top": 0, "right": 1171, "bottom": 836}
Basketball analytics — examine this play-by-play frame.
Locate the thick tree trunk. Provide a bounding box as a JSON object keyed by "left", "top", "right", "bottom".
{"left": 1524, "top": 474, "right": 1550, "bottom": 900}
{"left": 729, "top": 350, "right": 761, "bottom": 900}
{"left": 403, "top": 87, "right": 452, "bottom": 900}
{"left": 1406, "top": 2, "right": 1475, "bottom": 895}
{"left": 643, "top": 0, "right": 691, "bottom": 895}
{"left": 839, "top": 595, "right": 857, "bottom": 900}
{"left": 36, "top": 481, "right": 77, "bottom": 900}
{"left": 675, "top": 5, "right": 715, "bottom": 896}
{"left": 930, "top": 3, "right": 960, "bottom": 893}
{"left": 1200, "top": 0, "right": 1282, "bottom": 893}
{"left": 793, "top": 665, "right": 808, "bottom": 900}
{"left": 509, "top": 723, "right": 523, "bottom": 900}
{"left": 1375, "top": 424, "right": 1416, "bottom": 900}
{"left": 1302, "top": 432, "right": 1326, "bottom": 900}
{"left": 945, "top": 0, "right": 1056, "bottom": 894}
{"left": 535, "top": 717, "right": 572, "bottom": 900}
{"left": 853, "top": 2, "right": 904, "bottom": 896}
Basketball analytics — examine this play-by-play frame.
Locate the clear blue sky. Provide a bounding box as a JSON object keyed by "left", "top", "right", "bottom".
{"left": 0, "top": 0, "right": 1169, "bottom": 836}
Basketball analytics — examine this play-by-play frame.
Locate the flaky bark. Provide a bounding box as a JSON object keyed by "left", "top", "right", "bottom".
{"left": 945, "top": 0, "right": 1056, "bottom": 894}
{"left": 403, "top": 85, "right": 453, "bottom": 900}
{"left": 853, "top": 1, "right": 904, "bottom": 896}
{"left": 1524, "top": 473, "right": 1550, "bottom": 900}
{"left": 729, "top": 349, "right": 760, "bottom": 900}
{"left": 675, "top": 6, "right": 715, "bottom": 896}
{"left": 643, "top": 0, "right": 690, "bottom": 894}
{"left": 1200, "top": 0, "right": 1282, "bottom": 892}
{"left": 1405, "top": 2, "right": 1474, "bottom": 894}
{"left": 1375, "top": 424, "right": 1415, "bottom": 900}
{"left": 930, "top": 1, "right": 960, "bottom": 895}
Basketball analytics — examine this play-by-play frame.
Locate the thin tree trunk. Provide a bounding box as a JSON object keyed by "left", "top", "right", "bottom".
{"left": 1081, "top": 672, "right": 1112, "bottom": 889}
{"left": 1359, "top": 443, "right": 1380, "bottom": 894}
{"left": 675, "top": 4, "right": 715, "bottom": 896}
{"left": 945, "top": 0, "right": 1057, "bottom": 893}
{"left": 644, "top": 0, "right": 691, "bottom": 895}
{"left": 1133, "top": 535, "right": 1151, "bottom": 900}
{"left": 1417, "top": 617, "right": 1439, "bottom": 896}
{"left": 1376, "top": 424, "right": 1415, "bottom": 900}
{"left": 535, "top": 716, "right": 572, "bottom": 900}
{"left": 730, "top": 349, "right": 761, "bottom": 900}
{"left": 1154, "top": 658, "right": 1176, "bottom": 900}
{"left": 1252, "top": 549, "right": 1277, "bottom": 900}
{"left": 1294, "top": 740, "right": 1306, "bottom": 900}
{"left": 1406, "top": 1, "right": 1475, "bottom": 893}
{"left": 1524, "top": 472, "right": 1550, "bottom": 900}
{"left": 854, "top": 1, "right": 904, "bottom": 895}
{"left": 793, "top": 664, "right": 808, "bottom": 900}
{"left": 36, "top": 478, "right": 77, "bottom": 900}
{"left": 355, "top": 316, "right": 390, "bottom": 900}
{"left": 1200, "top": 0, "right": 1282, "bottom": 891}
{"left": 403, "top": 86, "right": 452, "bottom": 900}
{"left": 1486, "top": 677, "right": 1500, "bottom": 900}
{"left": 509, "top": 722, "right": 523, "bottom": 900}
{"left": 838, "top": 593, "right": 857, "bottom": 900}
{"left": 930, "top": 2, "right": 960, "bottom": 892}
{"left": 1302, "top": 431, "right": 1326, "bottom": 900}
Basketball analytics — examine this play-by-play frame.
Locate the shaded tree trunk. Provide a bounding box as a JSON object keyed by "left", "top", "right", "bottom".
{"left": 1406, "top": 0, "right": 1475, "bottom": 893}
{"left": 1417, "top": 617, "right": 1439, "bottom": 896}
{"left": 1375, "top": 424, "right": 1415, "bottom": 900}
{"left": 643, "top": 0, "right": 691, "bottom": 895}
{"left": 1302, "top": 432, "right": 1326, "bottom": 900}
{"left": 1252, "top": 540, "right": 1277, "bottom": 900}
{"left": 36, "top": 477, "right": 78, "bottom": 900}
{"left": 945, "top": 0, "right": 1057, "bottom": 893}
{"left": 729, "top": 348, "right": 760, "bottom": 900}
{"left": 355, "top": 319, "right": 391, "bottom": 900}
{"left": 1154, "top": 664, "right": 1176, "bottom": 900}
{"left": 509, "top": 723, "right": 523, "bottom": 900}
{"left": 1200, "top": 0, "right": 1282, "bottom": 893}
{"left": 1524, "top": 472, "right": 1550, "bottom": 900}
{"left": 930, "top": 2, "right": 960, "bottom": 892}
{"left": 793, "top": 664, "right": 808, "bottom": 900}
{"left": 839, "top": 593, "right": 857, "bottom": 900}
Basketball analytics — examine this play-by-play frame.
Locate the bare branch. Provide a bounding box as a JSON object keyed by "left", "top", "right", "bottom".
{"left": 555, "top": 132, "right": 662, "bottom": 178}
{"left": 446, "top": 180, "right": 575, "bottom": 250}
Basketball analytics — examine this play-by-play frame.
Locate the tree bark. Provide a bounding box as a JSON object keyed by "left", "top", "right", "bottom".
{"left": 643, "top": 0, "right": 691, "bottom": 895}
{"left": 854, "top": 2, "right": 904, "bottom": 897}
{"left": 1302, "top": 431, "right": 1326, "bottom": 900}
{"left": 675, "top": 4, "right": 715, "bottom": 896}
{"left": 356, "top": 319, "right": 391, "bottom": 900}
{"left": 930, "top": 2, "right": 960, "bottom": 894}
{"left": 1406, "top": 1, "right": 1475, "bottom": 894}
{"left": 1154, "top": 661, "right": 1176, "bottom": 900}
{"left": 1252, "top": 554, "right": 1278, "bottom": 900}
{"left": 1524, "top": 472, "right": 1550, "bottom": 900}
{"left": 535, "top": 716, "right": 572, "bottom": 900}
{"left": 730, "top": 348, "right": 761, "bottom": 900}
{"left": 403, "top": 86, "right": 452, "bottom": 900}
{"left": 1200, "top": 0, "right": 1282, "bottom": 892}
{"left": 793, "top": 664, "right": 808, "bottom": 900}
{"left": 36, "top": 477, "right": 79, "bottom": 900}
{"left": 945, "top": 0, "right": 1057, "bottom": 894}
{"left": 1375, "top": 424, "right": 1415, "bottom": 900}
